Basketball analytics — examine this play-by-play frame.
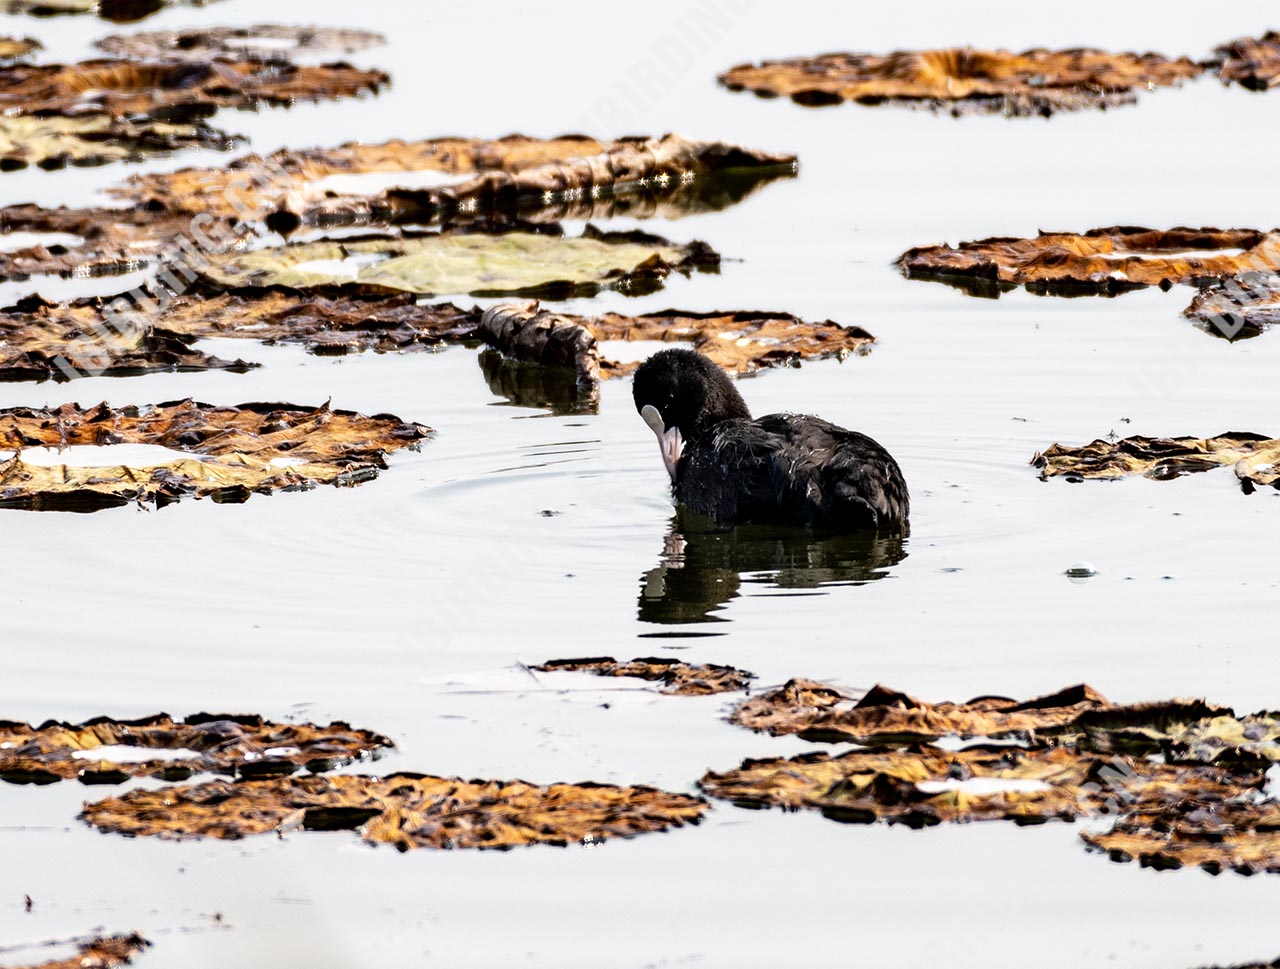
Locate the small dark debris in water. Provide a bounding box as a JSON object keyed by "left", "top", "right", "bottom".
{"left": 23, "top": 894, "right": 33, "bottom": 912}
{"left": 0, "top": 399, "right": 431, "bottom": 511}
{"left": 532, "top": 656, "right": 755, "bottom": 695}
{"left": 898, "top": 227, "right": 1280, "bottom": 297}
{"left": 539, "top": 509, "right": 561, "bottom": 517}
{"left": 719, "top": 47, "right": 1202, "bottom": 116}
{"left": 0, "top": 932, "right": 150, "bottom": 969}
{"left": 1033, "top": 432, "right": 1280, "bottom": 490}
{"left": 0, "top": 712, "right": 393, "bottom": 784}
{"left": 81, "top": 773, "right": 706, "bottom": 849}
{"left": 96, "top": 24, "right": 386, "bottom": 61}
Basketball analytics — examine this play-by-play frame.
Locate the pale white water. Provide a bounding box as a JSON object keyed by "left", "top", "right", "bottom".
{"left": 0, "top": 2, "right": 1278, "bottom": 968}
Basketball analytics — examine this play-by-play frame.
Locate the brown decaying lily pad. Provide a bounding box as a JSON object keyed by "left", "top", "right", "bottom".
{"left": 109, "top": 134, "right": 795, "bottom": 227}
{"left": 96, "top": 24, "right": 386, "bottom": 61}
{"left": 0, "top": 202, "right": 238, "bottom": 280}
{"left": 0, "top": 35, "right": 40, "bottom": 60}
{"left": 532, "top": 657, "right": 755, "bottom": 696}
{"left": 0, "top": 296, "right": 254, "bottom": 380}
{"left": 0, "top": 114, "right": 239, "bottom": 172}
{"left": 1, "top": 0, "right": 221, "bottom": 20}
{"left": 1214, "top": 32, "right": 1280, "bottom": 91}
{"left": 0, "top": 932, "right": 150, "bottom": 969}
{"left": 479, "top": 302, "right": 874, "bottom": 383}
{"left": 0, "top": 399, "right": 431, "bottom": 510}
{"left": 719, "top": 47, "right": 1202, "bottom": 116}
{"left": 196, "top": 226, "right": 718, "bottom": 299}
{"left": 1083, "top": 797, "right": 1280, "bottom": 875}
{"left": 1185, "top": 271, "right": 1280, "bottom": 340}
{"left": 0, "top": 713, "right": 392, "bottom": 785}
{"left": 81, "top": 772, "right": 707, "bottom": 850}
{"left": 898, "top": 227, "right": 1280, "bottom": 297}
{"left": 0, "top": 58, "right": 387, "bottom": 116}
{"left": 1032, "top": 433, "right": 1280, "bottom": 491}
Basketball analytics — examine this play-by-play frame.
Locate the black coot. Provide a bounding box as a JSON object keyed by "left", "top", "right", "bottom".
{"left": 632, "top": 349, "right": 909, "bottom": 530}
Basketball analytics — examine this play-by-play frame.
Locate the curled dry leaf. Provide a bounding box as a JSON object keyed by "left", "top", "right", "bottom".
{"left": 728, "top": 679, "right": 1133, "bottom": 744}
{"left": 719, "top": 47, "right": 1202, "bottom": 116}
{"left": 0, "top": 713, "right": 392, "bottom": 785}
{"left": 109, "top": 134, "right": 795, "bottom": 228}
{"left": 531, "top": 657, "right": 755, "bottom": 696}
{"left": 197, "top": 227, "right": 719, "bottom": 298}
{"left": 478, "top": 302, "right": 874, "bottom": 389}
{"left": 0, "top": 399, "right": 431, "bottom": 511}
{"left": 1083, "top": 797, "right": 1280, "bottom": 875}
{"left": 1185, "top": 271, "right": 1280, "bottom": 340}
{"left": 0, "top": 296, "right": 254, "bottom": 380}
{"left": 898, "top": 227, "right": 1280, "bottom": 297}
{"left": 1032, "top": 432, "right": 1280, "bottom": 491}
{"left": 1214, "top": 32, "right": 1280, "bottom": 91}
{"left": 0, "top": 932, "right": 150, "bottom": 969}
{"left": 81, "top": 772, "right": 707, "bottom": 850}
{"left": 96, "top": 25, "right": 386, "bottom": 61}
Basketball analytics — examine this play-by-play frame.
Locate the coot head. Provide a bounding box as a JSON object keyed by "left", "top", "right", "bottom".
{"left": 632, "top": 349, "right": 750, "bottom": 481}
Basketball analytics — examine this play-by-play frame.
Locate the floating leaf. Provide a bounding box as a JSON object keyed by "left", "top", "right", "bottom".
{"left": 728, "top": 679, "right": 1132, "bottom": 744}
{"left": 0, "top": 713, "right": 392, "bottom": 785}
{"left": 1083, "top": 798, "right": 1280, "bottom": 875}
{"left": 719, "top": 47, "right": 1202, "bottom": 115}
{"left": 0, "top": 399, "right": 431, "bottom": 511}
{"left": 0, "top": 113, "right": 238, "bottom": 171}
{"left": 0, "top": 933, "right": 150, "bottom": 969}
{"left": 81, "top": 772, "right": 707, "bottom": 849}
{"left": 0, "top": 35, "right": 39, "bottom": 61}
{"left": 1170, "top": 715, "right": 1280, "bottom": 767}
{"left": 899, "top": 227, "right": 1280, "bottom": 298}
{"left": 1, "top": 0, "right": 221, "bottom": 20}
{"left": 280, "top": 134, "right": 797, "bottom": 231}
{"left": 1214, "top": 32, "right": 1280, "bottom": 91}
{"left": 531, "top": 657, "right": 755, "bottom": 696}
{"left": 96, "top": 24, "right": 386, "bottom": 61}
{"left": 197, "top": 227, "right": 718, "bottom": 298}
{"left": 0, "top": 58, "right": 387, "bottom": 116}
{"left": 109, "top": 134, "right": 794, "bottom": 228}
{"left": 477, "top": 304, "right": 599, "bottom": 386}
{"left": 1185, "top": 271, "right": 1280, "bottom": 340}
{"left": 0, "top": 297, "right": 254, "bottom": 380}
{"left": 1032, "top": 432, "right": 1280, "bottom": 490}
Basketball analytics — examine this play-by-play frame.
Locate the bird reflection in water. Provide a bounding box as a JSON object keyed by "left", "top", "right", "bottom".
{"left": 638, "top": 512, "right": 908, "bottom": 625}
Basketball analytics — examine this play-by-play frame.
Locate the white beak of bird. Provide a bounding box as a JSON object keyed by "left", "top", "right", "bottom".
{"left": 641, "top": 404, "right": 684, "bottom": 483}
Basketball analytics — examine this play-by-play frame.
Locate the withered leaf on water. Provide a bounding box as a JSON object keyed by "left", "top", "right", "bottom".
{"left": 1, "top": 0, "right": 221, "bottom": 19}
{"left": 0, "top": 713, "right": 392, "bottom": 785}
{"left": 1213, "top": 32, "right": 1280, "bottom": 91}
{"left": 81, "top": 772, "right": 707, "bottom": 850}
{"left": 0, "top": 296, "right": 254, "bottom": 380}
{"left": 96, "top": 24, "right": 386, "bottom": 61}
{"left": 0, "top": 114, "right": 238, "bottom": 171}
{"left": 0, "top": 35, "right": 39, "bottom": 61}
{"left": 478, "top": 302, "right": 874, "bottom": 385}
{"left": 1032, "top": 433, "right": 1280, "bottom": 491}
{"left": 1083, "top": 797, "right": 1280, "bottom": 876}
{"left": 719, "top": 47, "right": 1202, "bottom": 116}
{"left": 0, "top": 59, "right": 388, "bottom": 116}
{"left": 197, "top": 226, "right": 719, "bottom": 298}
{"left": 1185, "top": 272, "right": 1280, "bottom": 340}
{"left": 109, "top": 134, "right": 795, "bottom": 228}
{"left": 897, "top": 227, "right": 1280, "bottom": 298}
{"left": 532, "top": 657, "right": 755, "bottom": 696}
{"left": 728, "top": 679, "right": 1131, "bottom": 744}
{"left": 0, "top": 399, "right": 431, "bottom": 511}
{"left": 0, "top": 932, "right": 150, "bottom": 969}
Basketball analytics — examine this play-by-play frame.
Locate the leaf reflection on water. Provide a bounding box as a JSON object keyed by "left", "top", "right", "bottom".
{"left": 638, "top": 512, "right": 908, "bottom": 625}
